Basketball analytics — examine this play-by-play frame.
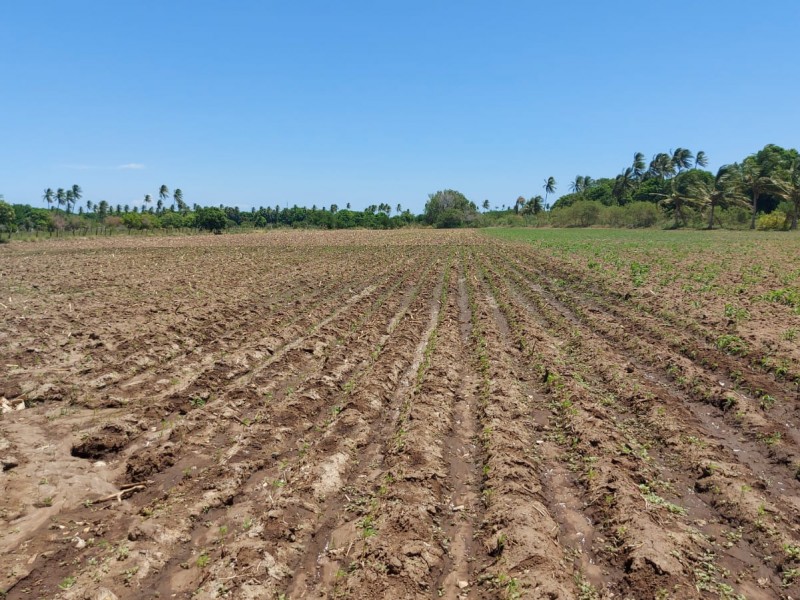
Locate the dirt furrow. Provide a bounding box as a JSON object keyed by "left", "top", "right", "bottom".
{"left": 463, "top": 252, "right": 577, "bottom": 599}
{"left": 432, "top": 257, "right": 483, "bottom": 600}
{"left": 509, "top": 246, "right": 800, "bottom": 418}
{"left": 481, "top": 250, "right": 799, "bottom": 598}
{"left": 2, "top": 254, "right": 431, "bottom": 599}
{"left": 312, "top": 255, "right": 453, "bottom": 599}
{"left": 496, "top": 247, "right": 800, "bottom": 479}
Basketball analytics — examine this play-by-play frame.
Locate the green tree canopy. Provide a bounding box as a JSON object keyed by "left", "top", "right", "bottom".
{"left": 195, "top": 207, "right": 228, "bottom": 233}
{"left": 0, "top": 199, "right": 17, "bottom": 239}
{"left": 423, "top": 189, "right": 478, "bottom": 228}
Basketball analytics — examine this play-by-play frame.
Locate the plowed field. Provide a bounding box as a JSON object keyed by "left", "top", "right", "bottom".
{"left": 1, "top": 229, "right": 799, "bottom": 600}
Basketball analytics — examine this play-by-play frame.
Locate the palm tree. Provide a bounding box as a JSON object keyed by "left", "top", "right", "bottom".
{"left": 71, "top": 184, "right": 83, "bottom": 205}
{"left": 144, "top": 194, "right": 152, "bottom": 212}
{"left": 86, "top": 200, "right": 93, "bottom": 212}
{"left": 583, "top": 176, "right": 594, "bottom": 189}
{"left": 515, "top": 196, "right": 526, "bottom": 214}
{"left": 156, "top": 198, "right": 163, "bottom": 213}
{"left": 396, "top": 203, "right": 402, "bottom": 215}
{"left": 570, "top": 175, "right": 585, "bottom": 193}
{"left": 529, "top": 195, "right": 544, "bottom": 214}
{"left": 65, "top": 189, "right": 74, "bottom": 214}
{"left": 482, "top": 199, "right": 490, "bottom": 211}
{"left": 690, "top": 165, "right": 747, "bottom": 229}
{"left": 632, "top": 152, "right": 647, "bottom": 179}
{"left": 56, "top": 188, "right": 66, "bottom": 211}
{"left": 655, "top": 180, "right": 700, "bottom": 227}
{"left": 543, "top": 176, "right": 556, "bottom": 205}
{"left": 159, "top": 185, "right": 170, "bottom": 205}
{"left": 43, "top": 188, "right": 54, "bottom": 210}
{"left": 695, "top": 151, "right": 708, "bottom": 169}
{"left": 775, "top": 158, "right": 800, "bottom": 230}
{"left": 649, "top": 153, "right": 675, "bottom": 179}
{"left": 740, "top": 161, "right": 775, "bottom": 229}
{"left": 613, "top": 168, "right": 635, "bottom": 203}
{"left": 173, "top": 188, "right": 185, "bottom": 212}
{"left": 671, "top": 148, "right": 694, "bottom": 172}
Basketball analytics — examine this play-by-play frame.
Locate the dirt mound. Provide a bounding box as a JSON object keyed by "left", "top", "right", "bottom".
{"left": 70, "top": 423, "right": 133, "bottom": 459}
{"left": 125, "top": 442, "right": 178, "bottom": 482}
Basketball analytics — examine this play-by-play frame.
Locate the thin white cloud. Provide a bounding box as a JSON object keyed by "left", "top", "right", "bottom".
{"left": 116, "top": 163, "right": 146, "bottom": 170}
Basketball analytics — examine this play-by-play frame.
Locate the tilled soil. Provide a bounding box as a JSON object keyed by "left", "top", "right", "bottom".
{"left": 1, "top": 229, "right": 798, "bottom": 600}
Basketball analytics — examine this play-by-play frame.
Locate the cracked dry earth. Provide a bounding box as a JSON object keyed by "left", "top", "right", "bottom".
{"left": 1, "top": 229, "right": 799, "bottom": 600}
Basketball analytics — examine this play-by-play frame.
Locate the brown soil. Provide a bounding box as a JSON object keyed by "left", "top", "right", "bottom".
{"left": 0, "top": 229, "right": 798, "bottom": 600}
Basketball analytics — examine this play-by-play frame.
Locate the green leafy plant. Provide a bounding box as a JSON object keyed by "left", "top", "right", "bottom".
{"left": 716, "top": 334, "right": 748, "bottom": 356}
{"left": 58, "top": 576, "right": 77, "bottom": 590}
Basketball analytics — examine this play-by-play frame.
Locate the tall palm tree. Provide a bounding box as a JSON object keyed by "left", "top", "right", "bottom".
{"left": 775, "top": 158, "right": 800, "bottom": 230}
{"left": 570, "top": 175, "right": 585, "bottom": 193}
{"left": 173, "top": 189, "right": 185, "bottom": 213}
{"left": 543, "top": 176, "right": 556, "bottom": 205}
{"left": 65, "top": 189, "right": 75, "bottom": 214}
{"left": 71, "top": 184, "right": 83, "bottom": 205}
{"left": 671, "top": 148, "right": 694, "bottom": 172}
{"left": 632, "top": 152, "right": 647, "bottom": 179}
{"left": 690, "top": 165, "right": 747, "bottom": 229}
{"left": 740, "top": 161, "right": 775, "bottom": 230}
{"left": 43, "top": 188, "right": 54, "bottom": 210}
{"left": 655, "top": 179, "right": 700, "bottom": 227}
{"left": 56, "top": 188, "right": 66, "bottom": 211}
{"left": 613, "top": 167, "right": 635, "bottom": 203}
{"left": 695, "top": 151, "right": 708, "bottom": 169}
{"left": 159, "top": 185, "right": 170, "bottom": 205}
{"left": 649, "top": 153, "right": 675, "bottom": 179}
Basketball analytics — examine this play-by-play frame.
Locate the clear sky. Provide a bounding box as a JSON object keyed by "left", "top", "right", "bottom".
{"left": 2, "top": 1, "right": 799, "bottom": 213}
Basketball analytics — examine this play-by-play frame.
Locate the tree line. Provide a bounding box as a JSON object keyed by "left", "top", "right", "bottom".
{"left": 1, "top": 144, "right": 798, "bottom": 238}
{"left": 552, "top": 144, "right": 800, "bottom": 230}
{"left": 0, "top": 186, "right": 418, "bottom": 238}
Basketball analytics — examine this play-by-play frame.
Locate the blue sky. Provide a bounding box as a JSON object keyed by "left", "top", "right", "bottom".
{"left": 2, "top": 1, "right": 799, "bottom": 213}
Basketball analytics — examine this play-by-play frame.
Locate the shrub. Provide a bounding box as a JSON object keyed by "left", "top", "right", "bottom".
{"left": 601, "top": 205, "right": 627, "bottom": 228}
{"left": 626, "top": 202, "right": 661, "bottom": 228}
{"left": 160, "top": 211, "right": 186, "bottom": 229}
{"left": 716, "top": 206, "right": 750, "bottom": 229}
{"left": 551, "top": 201, "right": 603, "bottom": 227}
{"left": 756, "top": 211, "right": 789, "bottom": 231}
